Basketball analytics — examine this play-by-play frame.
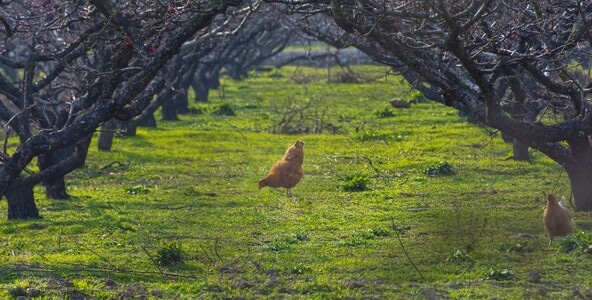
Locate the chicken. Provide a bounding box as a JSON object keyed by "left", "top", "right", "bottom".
{"left": 259, "top": 141, "right": 304, "bottom": 196}
{"left": 543, "top": 193, "right": 575, "bottom": 246}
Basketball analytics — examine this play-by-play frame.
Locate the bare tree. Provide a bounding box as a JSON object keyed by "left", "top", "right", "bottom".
{"left": 0, "top": 0, "right": 248, "bottom": 219}
{"left": 121, "top": 3, "right": 292, "bottom": 134}
{"left": 191, "top": 5, "right": 295, "bottom": 102}
{"left": 267, "top": 0, "right": 592, "bottom": 210}
{"left": 285, "top": 7, "right": 535, "bottom": 159}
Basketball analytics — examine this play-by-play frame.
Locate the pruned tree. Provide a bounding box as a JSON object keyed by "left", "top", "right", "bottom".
{"left": 0, "top": 0, "right": 247, "bottom": 219}
{"left": 281, "top": 7, "right": 534, "bottom": 159}
{"left": 267, "top": 0, "right": 592, "bottom": 210}
{"left": 121, "top": 2, "right": 293, "bottom": 136}
{"left": 191, "top": 5, "right": 295, "bottom": 102}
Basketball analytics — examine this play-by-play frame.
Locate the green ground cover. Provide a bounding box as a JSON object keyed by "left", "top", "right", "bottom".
{"left": 0, "top": 65, "right": 590, "bottom": 299}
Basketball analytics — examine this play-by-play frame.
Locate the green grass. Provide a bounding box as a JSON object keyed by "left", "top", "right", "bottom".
{"left": 0, "top": 65, "right": 590, "bottom": 299}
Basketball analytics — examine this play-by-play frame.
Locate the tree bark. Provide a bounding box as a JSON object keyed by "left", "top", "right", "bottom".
{"left": 98, "top": 118, "right": 116, "bottom": 151}
{"left": 122, "top": 121, "right": 137, "bottom": 137}
{"left": 174, "top": 90, "right": 189, "bottom": 115}
{"left": 207, "top": 72, "right": 220, "bottom": 90}
{"left": 36, "top": 135, "right": 91, "bottom": 200}
{"left": 122, "top": 87, "right": 162, "bottom": 138}
{"left": 512, "top": 139, "right": 530, "bottom": 161}
{"left": 37, "top": 146, "right": 74, "bottom": 199}
{"left": 192, "top": 66, "right": 220, "bottom": 103}
{"left": 44, "top": 175, "right": 68, "bottom": 199}
{"left": 161, "top": 88, "right": 179, "bottom": 121}
{"left": 140, "top": 114, "right": 157, "bottom": 127}
{"left": 505, "top": 69, "right": 532, "bottom": 161}
{"left": 6, "top": 179, "right": 40, "bottom": 220}
{"left": 193, "top": 80, "right": 209, "bottom": 102}
{"left": 161, "top": 99, "right": 178, "bottom": 120}
{"left": 122, "top": 113, "right": 157, "bottom": 137}
{"left": 564, "top": 161, "right": 592, "bottom": 211}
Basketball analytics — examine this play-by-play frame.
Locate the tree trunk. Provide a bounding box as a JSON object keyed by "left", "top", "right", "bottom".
{"left": 38, "top": 146, "right": 75, "bottom": 199}
{"left": 140, "top": 113, "right": 157, "bottom": 127}
{"left": 512, "top": 139, "right": 530, "bottom": 161}
{"left": 98, "top": 119, "right": 116, "bottom": 151}
{"left": 564, "top": 161, "right": 592, "bottom": 211}
{"left": 175, "top": 90, "right": 189, "bottom": 114}
{"left": 506, "top": 70, "right": 532, "bottom": 162}
{"left": 44, "top": 176, "right": 68, "bottom": 199}
{"left": 161, "top": 91, "right": 179, "bottom": 121}
{"left": 6, "top": 179, "right": 40, "bottom": 220}
{"left": 122, "top": 91, "right": 161, "bottom": 138}
{"left": 192, "top": 80, "right": 209, "bottom": 102}
{"left": 122, "top": 115, "right": 156, "bottom": 138}
{"left": 208, "top": 72, "right": 220, "bottom": 90}
{"left": 37, "top": 135, "right": 91, "bottom": 200}
{"left": 192, "top": 67, "right": 220, "bottom": 103}
{"left": 122, "top": 121, "right": 137, "bottom": 137}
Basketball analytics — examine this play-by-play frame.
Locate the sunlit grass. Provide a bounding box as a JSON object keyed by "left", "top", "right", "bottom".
{"left": 0, "top": 65, "right": 588, "bottom": 298}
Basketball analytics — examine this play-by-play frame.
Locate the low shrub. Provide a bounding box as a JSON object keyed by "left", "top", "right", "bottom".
{"left": 446, "top": 250, "right": 472, "bottom": 263}
{"left": 375, "top": 107, "right": 395, "bottom": 118}
{"left": 156, "top": 242, "right": 184, "bottom": 266}
{"left": 423, "top": 161, "right": 455, "bottom": 176}
{"left": 212, "top": 103, "right": 235, "bottom": 116}
{"left": 409, "top": 90, "right": 429, "bottom": 103}
{"left": 482, "top": 268, "right": 516, "bottom": 281}
{"left": 340, "top": 173, "right": 370, "bottom": 192}
{"left": 559, "top": 231, "right": 592, "bottom": 255}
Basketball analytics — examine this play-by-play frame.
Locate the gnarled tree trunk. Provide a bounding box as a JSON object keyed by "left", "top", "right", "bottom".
{"left": 6, "top": 179, "right": 39, "bottom": 220}
{"left": 564, "top": 161, "right": 592, "bottom": 211}
{"left": 161, "top": 89, "right": 179, "bottom": 121}
{"left": 38, "top": 147, "right": 73, "bottom": 199}
{"left": 37, "top": 135, "right": 92, "bottom": 200}
{"left": 175, "top": 89, "right": 189, "bottom": 115}
{"left": 98, "top": 119, "right": 117, "bottom": 151}
{"left": 560, "top": 138, "right": 592, "bottom": 210}
{"left": 192, "top": 80, "right": 210, "bottom": 102}
{"left": 512, "top": 140, "right": 530, "bottom": 161}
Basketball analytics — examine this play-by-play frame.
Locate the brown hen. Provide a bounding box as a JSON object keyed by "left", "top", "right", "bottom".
{"left": 543, "top": 193, "right": 575, "bottom": 246}
{"left": 259, "top": 141, "right": 304, "bottom": 196}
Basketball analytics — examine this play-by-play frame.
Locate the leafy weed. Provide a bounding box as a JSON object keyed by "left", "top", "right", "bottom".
{"left": 423, "top": 161, "right": 455, "bottom": 176}
{"left": 340, "top": 173, "right": 370, "bottom": 192}
{"left": 156, "top": 242, "right": 184, "bottom": 267}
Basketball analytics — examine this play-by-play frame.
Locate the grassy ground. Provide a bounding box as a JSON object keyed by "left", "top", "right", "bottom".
{"left": 0, "top": 65, "right": 590, "bottom": 299}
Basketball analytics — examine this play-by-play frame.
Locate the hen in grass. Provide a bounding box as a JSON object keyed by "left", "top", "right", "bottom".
{"left": 543, "top": 193, "right": 575, "bottom": 246}
{"left": 259, "top": 141, "right": 304, "bottom": 196}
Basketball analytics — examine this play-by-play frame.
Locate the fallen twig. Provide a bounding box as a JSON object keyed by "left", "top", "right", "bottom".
{"left": 391, "top": 217, "right": 426, "bottom": 282}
